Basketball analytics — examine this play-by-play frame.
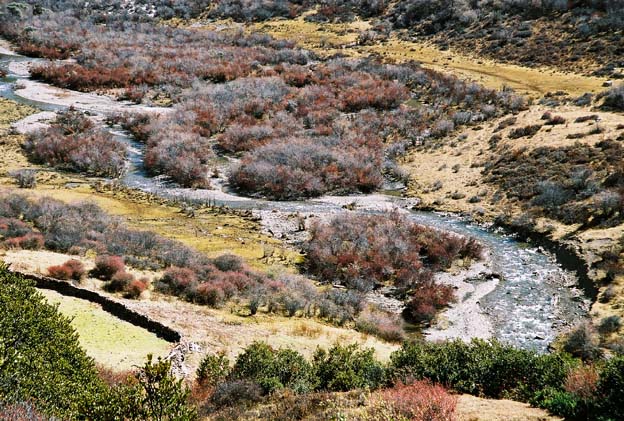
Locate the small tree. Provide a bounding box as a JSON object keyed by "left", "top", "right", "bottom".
{"left": 196, "top": 352, "right": 230, "bottom": 387}
{"left": 136, "top": 355, "right": 197, "bottom": 421}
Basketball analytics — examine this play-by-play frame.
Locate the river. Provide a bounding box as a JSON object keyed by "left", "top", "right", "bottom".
{"left": 0, "top": 51, "right": 591, "bottom": 352}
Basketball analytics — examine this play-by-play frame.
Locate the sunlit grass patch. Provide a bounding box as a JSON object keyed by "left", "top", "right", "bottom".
{"left": 39, "top": 288, "right": 171, "bottom": 371}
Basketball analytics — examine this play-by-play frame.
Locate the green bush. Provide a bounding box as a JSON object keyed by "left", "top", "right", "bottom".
{"left": 86, "top": 355, "right": 197, "bottom": 420}
{"left": 197, "top": 352, "right": 231, "bottom": 387}
{"left": 388, "top": 339, "right": 575, "bottom": 400}
{"left": 312, "top": 343, "right": 386, "bottom": 392}
{"left": 0, "top": 264, "right": 104, "bottom": 418}
{"left": 231, "top": 342, "right": 316, "bottom": 394}
{"left": 595, "top": 356, "right": 624, "bottom": 420}
{"left": 532, "top": 388, "right": 580, "bottom": 420}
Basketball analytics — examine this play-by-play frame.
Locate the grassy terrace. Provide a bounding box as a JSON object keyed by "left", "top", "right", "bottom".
{"left": 39, "top": 288, "right": 171, "bottom": 370}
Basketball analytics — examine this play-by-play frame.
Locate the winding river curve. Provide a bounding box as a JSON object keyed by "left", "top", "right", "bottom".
{"left": 0, "top": 51, "right": 591, "bottom": 352}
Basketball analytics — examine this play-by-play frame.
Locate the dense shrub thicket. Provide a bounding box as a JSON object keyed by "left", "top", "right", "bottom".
{"left": 484, "top": 139, "right": 624, "bottom": 227}
{"left": 306, "top": 212, "right": 482, "bottom": 322}
{"left": 195, "top": 339, "right": 624, "bottom": 420}
{"left": 2, "top": 2, "right": 525, "bottom": 198}
{"left": 23, "top": 108, "right": 127, "bottom": 177}
{"left": 0, "top": 264, "right": 104, "bottom": 418}
{"left": 0, "top": 193, "right": 401, "bottom": 335}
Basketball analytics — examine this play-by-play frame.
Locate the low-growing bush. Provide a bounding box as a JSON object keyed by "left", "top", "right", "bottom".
{"left": 211, "top": 380, "right": 263, "bottom": 408}
{"left": 595, "top": 356, "right": 624, "bottom": 419}
{"left": 105, "top": 271, "right": 135, "bottom": 293}
{"left": 407, "top": 282, "right": 455, "bottom": 323}
{"left": 47, "top": 264, "right": 73, "bottom": 280}
{"left": 51, "top": 259, "right": 87, "bottom": 282}
{"left": 156, "top": 266, "right": 198, "bottom": 295}
{"left": 389, "top": 339, "right": 575, "bottom": 400}
{"left": 597, "top": 316, "right": 621, "bottom": 334}
{"left": 229, "top": 135, "right": 383, "bottom": 199}
{"left": 92, "top": 255, "right": 125, "bottom": 280}
{"left": 231, "top": 342, "right": 316, "bottom": 394}
{"left": 508, "top": 124, "right": 542, "bottom": 139}
{"left": 371, "top": 381, "right": 457, "bottom": 421}
{"left": 197, "top": 352, "right": 231, "bottom": 387}
{"left": 601, "top": 85, "right": 624, "bottom": 110}
{"left": 562, "top": 323, "right": 603, "bottom": 361}
{"left": 10, "top": 169, "right": 37, "bottom": 188}
{"left": 3, "top": 233, "right": 45, "bottom": 250}
{"left": 306, "top": 212, "right": 481, "bottom": 292}
{"left": 124, "top": 278, "right": 148, "bottom": 299}
{"left": 313, "top": 343, "right": 385, "bottom": 392}
{"left": 24, "top": 109, "right": 126, "bottom": 178}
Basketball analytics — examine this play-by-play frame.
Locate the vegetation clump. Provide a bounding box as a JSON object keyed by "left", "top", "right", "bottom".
{"left": 306, "top": 212, "right": 482, "bottom": 322}
{"left": 484, "top": 140, "right": 624, "bottom": 227}
{"left": 23, "top": 108, "right": 127, "bottom": 177}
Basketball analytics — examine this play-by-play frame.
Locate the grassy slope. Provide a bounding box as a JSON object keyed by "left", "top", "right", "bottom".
{"left": 39, "top": 288, "right": 171, "bottom": 371}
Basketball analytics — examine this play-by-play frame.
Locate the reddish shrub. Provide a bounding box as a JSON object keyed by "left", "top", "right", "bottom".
{"left": 64, "top": 259, "right": 86, "bottom": 281}
{"left": 124, "top": 278, "right": 148, "bottom": 299}
{"left": 158, "top": 267, "right": 198, "bottom": 294}
{"left": 17, "top": 41, "right": 74, "bottom": 60}
{"left": 408, "top": 283, "right": 456, "bottom": 323}
{"left": 338, "top": 77, "right": 409, "bottom": 112}
{"left": 47, "top": 264, "right": 73, "bottom": 280}
{"left": 217, "top": 271, "right": 252, "bottom": 292}
{"left": 306, "top": 212, "right": 480, "bottom": 292}
{"left": 106, "top": 271, "right": 135, "bottom": 292}
{"left": 373, "top": 381, "right": 457, "bottom": 421}
{"left": 0, "top": 217, "right": 30, "bottom": 238}
{"left": 4, "top": 233, "right": 45, "bottom": 250}
{"left": 230, "top": 135, "right": 383, "bottom": 199}
{"left": 30, "top": 63, "right": 133, "bottom": 91}
{"left": 93, "top": 255, "right": 125, "bottom": 280}
{"left": 564, "top": 365, "right": 599, "bottom": 401}
{"left": 24, "top": 110, "right": 126, "bottom": 177}
{"left": 194, "top": 282, "right": 226, "bottom": 307}
{"left": 143, "top": 124, "right": 213, "bottom": 188}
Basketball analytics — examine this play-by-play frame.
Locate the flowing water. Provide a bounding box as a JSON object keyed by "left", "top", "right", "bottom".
{"left": 0, "top": 52, "right": 591, "bottom": 351}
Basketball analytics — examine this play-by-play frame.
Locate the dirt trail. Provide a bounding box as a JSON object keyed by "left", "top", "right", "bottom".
{"left": 247, "top": 18, "right": 607, "bottom": 97}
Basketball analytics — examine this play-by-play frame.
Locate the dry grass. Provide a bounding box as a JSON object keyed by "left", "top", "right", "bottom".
{"left": 291, "top": 322, "right": 323, "bottom": 338}
{"left": 456, "top": 394, "right": 561, "bottom": 421}
{"left": 119, "top": 295, "right": 399, "bottom": 378}
{"left": 209, "top": 17, "right": 610, "bottom": 98}
{"left": 0, "top": 98, "right": 37, "bottom": 174}
{"left": 403, "top": 104, "right": 624, "bottom": 219}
